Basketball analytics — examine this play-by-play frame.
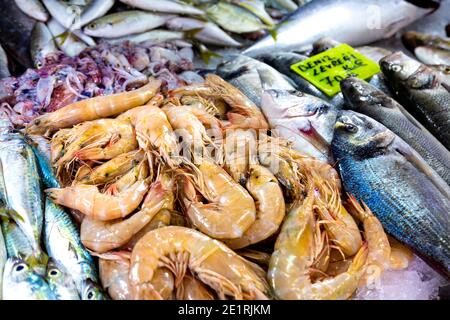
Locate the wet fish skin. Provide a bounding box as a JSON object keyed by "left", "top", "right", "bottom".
{"left": 244, "top": 0, "right": 437, "bottom": 56}
{"left": 44, "top": 197, "right": 99, "bottom": 294}
{"left": 380, "top": 52, "right": 450, "bottom": 150}
{"left": 27, "top": 135, "right": 59, "bottom": 189}
{"left": 0, "top": 45, "right": 10, "bottom": 79}
{"left": 30, "top": 22, "right": 58, "bottom": 67}
{"left": 2, "top": 257, "right": 57, "bottom": 300}
{"left": 402, "top": 31, "right": 450, "bottom": 52}
{"left": 120, "top": 0, "right": 204, "bottom": 15}
{"left": 216, "top": 54, "right": 294, "bottom": 107}
{"left": 166, "top": 17, "right": 241, "bottom": 47}
{"left": 83, "top": 10, "right": 174, "bottom": 38}
{"left": 72, "top": 0, "right": 115, "bottom": 30}
{"left": 341, "top": 77, "right": 450, "bottom": 186}
{"left": 261, "top": 88, "right": 339, "bottom": 162}
{"left": 14, "top": 0, "right": 49, "bottom": 22}
{"left": 106, "top": 29, "right": 184, "bottom": 45}
{"left": 332, "top": 110, "right": 450, "bottom": 277}
{"left": 42, "top": 0, "right": 81, "bottom": 29}
{"left": 1, "top": 217, "right": 33, "bottom": 259}
{"left": 414, "top": 46, "right": 450, "bottom": 66}
{"left": 46, "top": 258, "right": 80, "bottom": 300}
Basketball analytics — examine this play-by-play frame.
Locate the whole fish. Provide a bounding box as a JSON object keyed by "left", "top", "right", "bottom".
{"left": 0, "top": 45, "right": 10, "bottom": 79}
{"left": 243, "top": 0, "right": 438, "bottom": 56}
{"left": 260, "top": 88, "right": 339, "bottom": 162}
{"left": 0, "top": 0, "right": 35, "bottom": 69}
{"left": 2, "top": 257, "right": 57, "bottom": 300}
{"left": 42, "top": 0, "right": 81, "bottom": 29}
{"left": 341, "top": 77, "right": 450, "bottom": 186}
{"left": 83, "top": 10, "right": 174, "bottom": 38}
{"left": 14, "top": 0, "right": 49, "bottom": 22}
{"left": 81, "top": 279, "right": 109, "bottom": 300}
{"left": 72, "top": 0, "right": 115, "bottom": 30}
{"left": 46, "top": 258, "right": 80, "bottom": 300}
{"left": 332, "top": 110, "right": 450, "bottom": 277}
{"left": 216, "top": 54, "right": 295, "bottom": 106}
{"left": 206, "top": 2, "right": 267, "bottom": 34}
{"left": 30, "top": 22, "right": 58, "bottom": 67}
{"left": 120, "top": 0, "right": 204, "bottom": 15}
{"left": 47, "top": 19, "right": 87, "bottom": 57}
{"left": 0, "top": 218, "right": 5, "bottom": 299}
{"left": 414, "top": 46, "right": 450, "bottom": 66}
{"left": 106, "top": 29, "right": 184, "bottom": 45}
{"left": 380, "top": 52, "right": 450, "bottom": 150}
{"left": 44, "top": 197, "right": 99, "bottom": 295}
{"left": 166, "top": 17, "right": 241, "bottom": 47}
{"left": 0, "top": 117, "right": 46, "bottom": 265}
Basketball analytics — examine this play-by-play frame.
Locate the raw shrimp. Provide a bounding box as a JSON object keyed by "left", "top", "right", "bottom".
{"left": 177, "top": 274, "right": 215, "bottom": 300}
{"left": 99, "top": 255, "right": 133, "bottom": 300}
{"left": 129, "top": 226, "right": 268, "bottom": 300}
{"left": 107, "top": 161, "right": 150, "bottom": 195}
{"left": 313, "top": 173, "right": 362, "bottom": 257}
{"left": 223, "top": 129, "right": 257, "bottom": 185}
{"left": 225, "top": 164, "right": 285, "bottom": 249}
{"left": 268, "top": 187, "right": 368, "bottom": 300}
{"left": 54, "top": 119, "right": 137, "bottom": 169}
{"left": 46, "top": 179, "right": 150, "bottom": 221}
{"left": 77, "top": 150, "right": 145, "bottom": 185}
{"left": 180, "top": 159, "right": 256, "bottom": 239}
{"left": 27, "top": 78, "right": 162, "bottom": 134}
{"left": 80, "top": 172, "right": 174, "bottom": 253}
{"left": 236, "top": 249, "right": 271, "bottom": 267}
{"left": 117, "top": 103, "right": 178, "bottom": 166}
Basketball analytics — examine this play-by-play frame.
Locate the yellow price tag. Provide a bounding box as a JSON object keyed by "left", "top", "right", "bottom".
{"left": 290, "top": 44, "right": 381, "bottom": 97}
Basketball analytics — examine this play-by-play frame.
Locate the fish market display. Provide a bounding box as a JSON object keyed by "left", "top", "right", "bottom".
{"left": 244, "top": 0, "right": 438, "bottom": 56}
{"left": 332, "top": 111, "right": 450, "bottom": 277}
{"left": 380, "top": 52, "right": 450, "bottom": 150}
{"left": 0, "top": 0, "right": 449, "bottom": 302}
{"left": 0, "top": 41, "right": 194, "bottom": 126}
{"left": 340, "top": 77, "right": 450, "bottom": 186}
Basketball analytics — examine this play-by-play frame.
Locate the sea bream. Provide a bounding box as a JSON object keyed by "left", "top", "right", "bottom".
{"left": 332, "top": 110, "right": 450, "bottom": 278}
{"left": 260, "top": 88, "right": 339, "bottom": 162}
{"left": 243, "top": 0, "right": 438, "bottom": 56}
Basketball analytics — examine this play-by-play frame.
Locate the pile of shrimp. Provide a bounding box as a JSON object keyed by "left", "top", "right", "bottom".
{"left": 25, "top": 74, "right": 413, "bottom": 300}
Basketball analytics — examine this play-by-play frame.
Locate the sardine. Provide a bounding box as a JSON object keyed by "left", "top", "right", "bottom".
{"left": 380, "top": 52, "right": 450, "bottom": 150}
{"left": 83, "top": 10, "right": 174, "bottom": 38}
{"left": 30, "top": 22, "right": 58, "bottom": 67}
{"left": 341, "top": 77, "right": 450, "bottom": 186}
{"left": 260, "top": 88, "right": 339, "bottom": 162}
{"left": 0, "top": 45, "right": 10, "bottom": 79}
{"left": 166, "top": 17, "right": 241, "bottom": 47}
{"left": 14, "top": 0, "right": 49, "bottom": 22}
{"left": 206, "top": 2, "right": 267, "bottom": 34}
{"left": 46, "top": 258, "right": 80, "bottom": 300}
{"left": 244, "top": 0, "right": 438, "bottom": 56}
{"left": 0, "top": 118, "right": 45, "bottom": 263}
{"left": 216, "top": 54, "right": 295, "bottom": 106}
{"left": 332, "top": 110, "right": 450, "bottom": 277}
{"left": 119, "top": 0, "right": 204, "bottom": 15}
{"left": 47, "top": 19, "right": 87, "bottom": 57}
{"left": 44, "top": 197, "right": 99, "bottom": 294}
{"left": 2, "top": 257, "right": 57, "bottom": 300}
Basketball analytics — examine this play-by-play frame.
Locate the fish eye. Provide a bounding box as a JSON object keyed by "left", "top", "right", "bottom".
{"left": 344, "top": 123, "right": 358, "bottom": 133}
{"left": 86, "top": 290, "right": 95, "bottom": 300}
{"left": 88, "top": 23, "right": 96, "bottom": 29}
{"left": 48, "top": 269, "right": 60, "bottom": 277}
{"left": 14, "top": 263, "right": 28, "bottom": 273}
{"left": 391, "top": 65, "right": 402, "bottom": 72}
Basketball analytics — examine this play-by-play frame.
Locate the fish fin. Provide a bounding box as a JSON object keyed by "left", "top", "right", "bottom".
{"left": 392, "top": 138, "right": 450, "bottom": 198}
{"left": 0, "top": 207, "right": 25, "bottom": 222}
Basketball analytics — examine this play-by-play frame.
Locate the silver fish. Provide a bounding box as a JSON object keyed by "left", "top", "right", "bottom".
{"left": 30, "top": 22, "right": 58, "bottom": 67}
{"left": 414, "top": 46, "right": 450, "bottom": 66}
{"left": 0, "top": 117, "right": 45, "bottom": 263}
{"left": 166, "top": 17, "right": 241, "bottom": 47}
{"left": 14, "top": 0, "right": 49, "bottom": 22}
{"left": 244, "top": 0, "right": 437, "bottom": 56}
{"left": 72, "top": 0, "right": 115, "bottom": 30}
{"left": 380, "top": 52, "right": 450, "bottom": 150}
{"left": 230, "top": 0, "right": 275, "bottom": 26}
{"left": 216, "top": 54, "right": 295, "bottom": 106}
{"left": 46, "top": 258, "right": 80, "bottom": 300}
{"left": 260, "top": 88, "right": 339, "bottom": 162}
{"left": 0, "top": 45, "right": 10, "bottom": 79}
{"left": 1, "top": 217, "right": 33, "bottom": 260}
{"left": 341, "top": 77, "right": 450, "bottom": 186}
{"left": 120, "top": 0, "right": 204, "bottom": 15}
{"left": 83, "top": 10, "right": 174, "bottom": 38}
{"left": 332, "top": 110, "right": 450, "bottom": 277}
{"left": 106, "top": 29, "right": 184, "bottom": 45}
{"left": 42, "top": 0, "right": 82, "bottom": 29}
{"left": 2, "top": 257, "right": 56, "bottom": 300}
{"left": 47, "top": 19, "right": 87, "bottom": 57}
